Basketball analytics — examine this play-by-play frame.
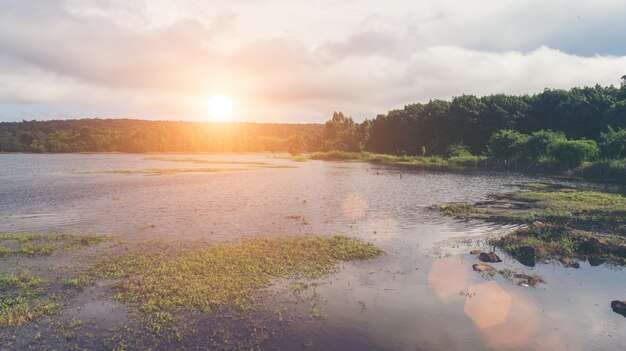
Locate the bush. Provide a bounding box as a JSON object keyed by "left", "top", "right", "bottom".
{"left": 448, "top": 155, "right": 488, "bottom": 167}
{"left": 523, "top": 130, "right": 566, "bottom": 159}
{"left": 547, "top": 139, "right": 600, "bottom": 168}
{"left": 488, "top": 129, "right": 529, "bottom": 160}
{"left": 599, "top": 126, "right": 626, "bottom": 159}
{"left": 445, "top": 143, "right": 471, "bottom": 157}
{"left": 580, "top": 159, "right": 626, "bottom": 181}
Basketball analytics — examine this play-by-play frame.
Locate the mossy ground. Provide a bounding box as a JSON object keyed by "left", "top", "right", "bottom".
{"left": 0, "top": 233, "right": 382, "bottom": 350}
{"left": 437, "top": 183, "right": 626, "bottom": 266}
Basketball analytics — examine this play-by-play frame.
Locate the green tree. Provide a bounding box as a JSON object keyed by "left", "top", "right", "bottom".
{"left": 487, "top": 129, "right": 529, "bottom": 161}
{"left": 523, "top": 130, "right": 566, "bottom": 159}
{"left": 599, "top": 126, "right": 626, "bottom": 159}
{"left": 548, "top": 139, "right": 600, "bottom": 168}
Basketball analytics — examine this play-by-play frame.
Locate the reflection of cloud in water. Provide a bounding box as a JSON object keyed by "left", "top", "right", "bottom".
{"left": 341, "top": 193, "right": 368, "bottom": 220}
{"left": 427, "top": 256, "right": 472, "bottom": 302}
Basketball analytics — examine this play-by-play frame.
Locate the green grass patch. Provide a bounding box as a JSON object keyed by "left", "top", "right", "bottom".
{"left": 437, "top": 182, "right": 626, "bottom": 265}
{"left": 0, "top": 272, "right": 58, "bottom": 327}
{"left": 0, "top": 232, "right": 112, "bottom": 257}
{"left": 89, "top": 235, "right": 382, "bottom": 331}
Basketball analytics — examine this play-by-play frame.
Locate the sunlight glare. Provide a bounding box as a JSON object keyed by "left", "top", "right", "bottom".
{"left": 208, "top": 95, "right": 233, "bottom": 121}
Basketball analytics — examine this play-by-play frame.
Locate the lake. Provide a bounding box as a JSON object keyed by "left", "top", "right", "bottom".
{"left": 1, "top": 153, "right": 625, "bottom": 350}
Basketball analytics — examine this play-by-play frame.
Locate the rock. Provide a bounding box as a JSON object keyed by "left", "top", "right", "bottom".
{"left": 514, "top": 246, "right": 536, "bottom": 267}
{"left": 587, "top": 256, "right": 606, "bottom": 266}
{"left": 580, "top": 237, "right": 609, "bottom": 254}
{"left": 469, "top": 249, "right": 481, "bottom": 255}
{"left": 514, "top": 274, "right": 543, "bottom": 287}
{"left": 611, "top": 301, "right": 626, "bottom": 317}
{"left": 472, "top": 263, "right": 495, "bottom": 273}
{"left": 478, "top": 252, "right": 502, "bottom": 263}
{"left": 614, "top": 244, "right": 626, "bottom": 258}
{"left": 559, "top": 257, "right": 580, "bottom": 268}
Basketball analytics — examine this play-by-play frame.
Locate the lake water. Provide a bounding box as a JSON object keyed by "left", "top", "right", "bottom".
{"left": 1, "top": 154, "right": 625, "bottom": 350}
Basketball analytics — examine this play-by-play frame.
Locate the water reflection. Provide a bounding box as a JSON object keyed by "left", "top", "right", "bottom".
{"left": 2, "top": 154, "right": 626, "bottom": 350}
{"left": 427, "top": 256, "right": 472, "bottom": 302}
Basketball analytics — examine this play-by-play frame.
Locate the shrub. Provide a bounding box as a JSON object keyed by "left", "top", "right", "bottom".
{"left": 547, "top": 139, "right": 600, "bottom": 168}
{"left": 445, "top": 143, "right": 471, "bottom": 157}
{"left": 488, "top": 129, "right": 529, "bottom": 160}
{"left": 580, "top": 159, "right": 626, "bottom": 181}
{"left": 523, "top": 130, "right": 566, "bottom": 159}
{"left": 599, "top": 126, "right": 626, "bottom": 159}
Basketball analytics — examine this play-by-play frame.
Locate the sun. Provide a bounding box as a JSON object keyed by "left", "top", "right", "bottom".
{"left": 207, "top": 94, "right": 233, "bottom": 121}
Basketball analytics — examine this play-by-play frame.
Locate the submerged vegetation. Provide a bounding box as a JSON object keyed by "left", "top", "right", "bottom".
{"left": 89, "top": 236, "right": 382, "bottom": 328}
{"left": 0, "top": 272, "right": 57, "bottom": 328}
{"left": 0, "top": 233, "right": 382, "bottom": 349}
{"left": 0, "top": 232, "right": 112, "bottom": 257}
{"left": 437, "top": 183, "right": 626, "bottom": 266}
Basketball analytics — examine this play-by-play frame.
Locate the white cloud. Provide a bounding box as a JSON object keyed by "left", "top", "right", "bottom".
{"left": 0, "top": 0, "right": 625, "bottom": 122}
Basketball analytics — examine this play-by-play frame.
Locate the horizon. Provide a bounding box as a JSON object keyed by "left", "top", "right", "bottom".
{"left": 1, "top": 0, "right": 626, "bottom": 123}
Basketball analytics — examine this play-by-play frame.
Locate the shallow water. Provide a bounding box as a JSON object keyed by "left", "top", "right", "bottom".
{"left": 1, "top": 153, "right": 625, "bottom": 350}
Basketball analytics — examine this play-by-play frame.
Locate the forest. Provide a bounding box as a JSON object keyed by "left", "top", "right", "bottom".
{"left": 0, "top": 119, "right": 323, "bottom": 153}
{"left": 319, "top": 78, "right": 626, "bottom": 178}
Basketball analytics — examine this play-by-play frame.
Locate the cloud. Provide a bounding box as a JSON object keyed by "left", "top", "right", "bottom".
{"left": 0, "top": 0, "right": 625, "bottom": 122}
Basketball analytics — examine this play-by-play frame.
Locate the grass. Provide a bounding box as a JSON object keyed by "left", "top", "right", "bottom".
{"left": 437, "top": 183, "right": 626, "bottom": 233}
{"left": 78, "top": 235, "right": 383, "bottom": 334}
{"left": 305, "top": 151, "right": 489, "bottom": 171}
{"left": 0, "top": 232, "right": 381, "bottom": 346}
{"left": 0, "top": 232, "right": 112, "bottom": 257}
{"left": 437, "top": 182, "right": 626, "bottom": 265}
{"left": 92, "top": 236, "right": 381, "bottom": 313}
{"left": 0, "top": 272, "right": 58, "bottom": 327}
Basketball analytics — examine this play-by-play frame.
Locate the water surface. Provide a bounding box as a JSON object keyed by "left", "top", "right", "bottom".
{"left": 1, "top": 154, "right": 625, "bottom": 350}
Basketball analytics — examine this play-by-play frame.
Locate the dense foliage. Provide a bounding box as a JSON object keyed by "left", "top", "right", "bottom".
{"left": 0, "top": 119, "right": 323, "bottom": 153}
{"left": 323, "top": 80, "right": 626, "bottom": 158}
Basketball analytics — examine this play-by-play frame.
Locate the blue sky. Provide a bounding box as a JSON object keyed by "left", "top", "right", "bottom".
{"left": 1, "top": 0, "right": 625, "bottom": 122}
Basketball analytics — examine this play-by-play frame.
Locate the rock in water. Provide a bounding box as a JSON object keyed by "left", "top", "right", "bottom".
{"left": 580, "top": 237, "right": 608, "bottom": 254}
{"left": 472, "top": 263, "right": 495, "bottom": 272}
{"left": 478, "top": 252, "right": 502, "bottom": 263}
{"left": 469, "top": 249, "right": 481, "bottom": 255}
{"left": 611, "top": 301, "right": 626, "bottom": 317}
{"left": 515, "top": 246, "right": 536, "bottom": 267}
{"left": 559, "top": 257, "right": 580, "bottom": 268}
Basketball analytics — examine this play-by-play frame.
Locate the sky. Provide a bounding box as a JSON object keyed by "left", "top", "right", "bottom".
{"left": 1, "top": 0, "right": 626, "bottom": 123}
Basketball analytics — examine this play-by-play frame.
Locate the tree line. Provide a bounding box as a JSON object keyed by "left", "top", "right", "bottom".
{"left": 322, "top": 78, "right": 626, "bottom": 168}
{"left": 0, "top": 119, "right": 323, "bottom": 153}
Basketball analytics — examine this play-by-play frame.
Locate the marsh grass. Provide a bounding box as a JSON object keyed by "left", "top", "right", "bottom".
{"left": 88, "top": 235, "right": 382, "bottom": 333}
{"left": 0, "top": 272, "right": 57, "bottom": 327}
{"left": 1, "top": 233, "right": 381, "bottom": 348}
{"left": 437, "top": 182, "right": 626, "bottom": 265}
{"left": 307, "top": 152, "right": 488, "bottom": 171}
{"left": 0, "top": 233, "right": 112, "bottom": 257}
{"left": 438, "top": 183, "right": 626, "bottom": 233}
